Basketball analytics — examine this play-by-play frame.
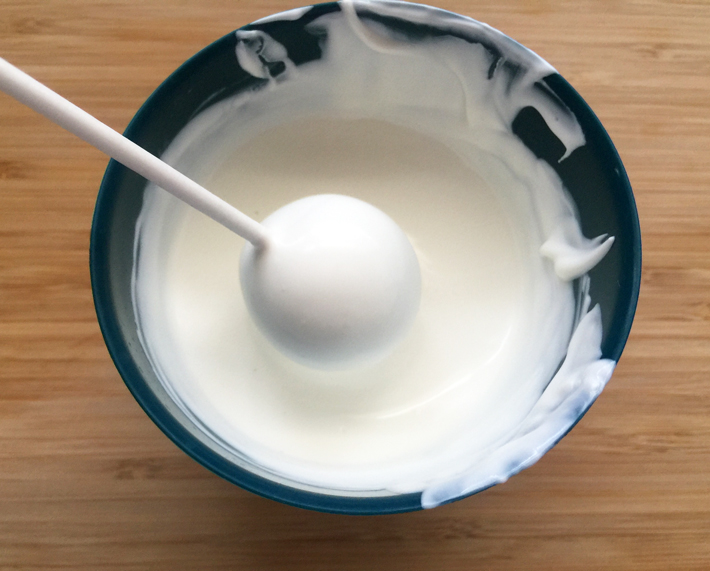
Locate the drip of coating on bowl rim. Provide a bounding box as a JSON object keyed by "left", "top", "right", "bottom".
{"left": 132, "top": 1, "right": 616, "bottom": 509}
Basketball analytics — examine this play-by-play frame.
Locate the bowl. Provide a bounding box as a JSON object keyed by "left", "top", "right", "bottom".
{"left": 90, "top": 1, "right": 641, "bottom": 514}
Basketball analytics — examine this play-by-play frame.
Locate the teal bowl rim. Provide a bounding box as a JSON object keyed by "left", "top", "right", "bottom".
{"left": 90, "top": 2, "right": 641, "bottom": 515}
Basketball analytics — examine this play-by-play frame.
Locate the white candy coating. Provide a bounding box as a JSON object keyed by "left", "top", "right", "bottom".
{"left": 239, "top": 194, "right": 422, "bottom": 369}
{"left": 133, "top": 4, "right": 618, "bottom": 507}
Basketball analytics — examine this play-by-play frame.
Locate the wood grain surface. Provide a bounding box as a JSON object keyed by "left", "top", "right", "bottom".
{"left": 1, "top": 0, "right": 709, "bottom": 569}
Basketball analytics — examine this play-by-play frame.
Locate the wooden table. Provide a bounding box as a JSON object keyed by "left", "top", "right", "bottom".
{"left": 1, "top": 1, "right": 708, "bottom": 569}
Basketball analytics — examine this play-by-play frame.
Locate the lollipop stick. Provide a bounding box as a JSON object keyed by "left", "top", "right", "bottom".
{"left": 0, "top": 57, "right": 269, "bottom": 248}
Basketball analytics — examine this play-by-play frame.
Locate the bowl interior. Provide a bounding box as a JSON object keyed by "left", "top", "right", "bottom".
{"left": 90, "top": 2, "right": 641, "bottom": 514}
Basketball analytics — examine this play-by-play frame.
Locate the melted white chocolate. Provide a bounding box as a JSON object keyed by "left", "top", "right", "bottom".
{"left": 133, "top": 2, "right": 615, "bottom": 508}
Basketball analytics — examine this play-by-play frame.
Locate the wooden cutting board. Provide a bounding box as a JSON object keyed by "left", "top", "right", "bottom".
{"left": 1, "top": 1, "right": 708, "bottom": 569}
